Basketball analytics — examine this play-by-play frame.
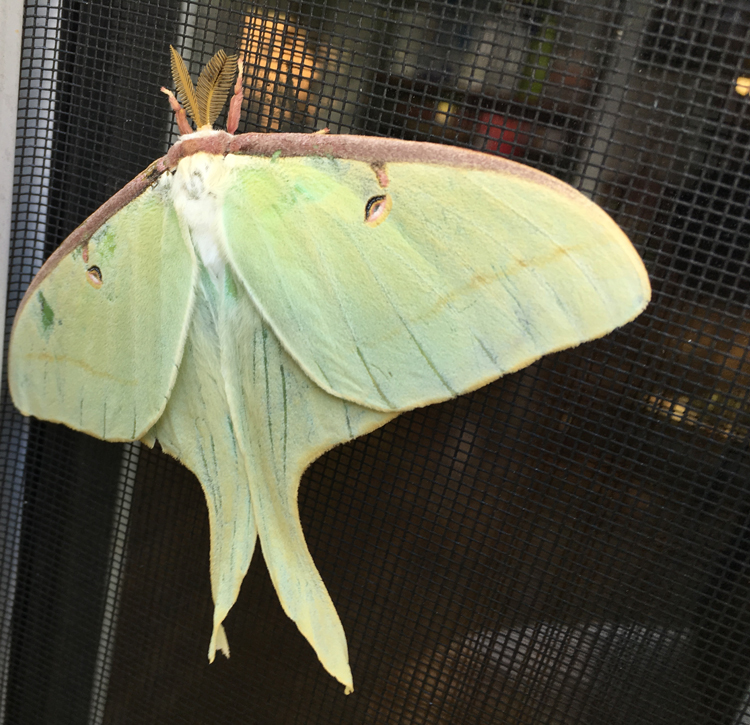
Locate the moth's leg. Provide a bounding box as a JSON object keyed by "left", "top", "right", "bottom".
{"left": 226, "top": 59, "right": 244, "bottom": 135}
{"left": 161, "top": 87, "right": 192, "bottom": 135}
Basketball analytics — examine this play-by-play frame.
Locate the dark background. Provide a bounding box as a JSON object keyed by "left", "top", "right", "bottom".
{"left": 3, "top": 1, "right": 750, "bottom": 723}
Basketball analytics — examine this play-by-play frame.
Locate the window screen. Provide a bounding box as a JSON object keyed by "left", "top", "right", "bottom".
{"left": 3, "top": 1, "right": 750, "bottom": 723}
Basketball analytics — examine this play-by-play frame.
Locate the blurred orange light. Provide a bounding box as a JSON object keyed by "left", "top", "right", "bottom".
{"left": 241, "top": 12, "right": 321, "bottom": 130}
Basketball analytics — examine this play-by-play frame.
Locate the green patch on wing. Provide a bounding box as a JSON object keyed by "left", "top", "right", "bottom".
{"left": 224, "top": 272, "right": 239, "bottom": 300}
{"left": 38, "top": 291, "right": 54, "bottom": 335}
{"left": 93, "top": 225, "right": 118, "bottom": 262}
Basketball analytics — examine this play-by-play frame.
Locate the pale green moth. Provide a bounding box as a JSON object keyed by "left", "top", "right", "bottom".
{"left": 8, "top": 48, "right": 651, "bottom": 693}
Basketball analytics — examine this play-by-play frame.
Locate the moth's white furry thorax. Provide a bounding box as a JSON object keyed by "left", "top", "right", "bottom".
{"left": 170, "top": 151, "right": 231, "bottom": 279}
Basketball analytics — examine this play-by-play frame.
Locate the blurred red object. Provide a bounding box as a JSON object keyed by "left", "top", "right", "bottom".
{"left": 475, "top": 113, "right": 531, "bottom": 157}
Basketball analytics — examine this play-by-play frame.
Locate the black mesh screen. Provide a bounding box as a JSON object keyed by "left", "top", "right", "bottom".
{"left": 3, "top": 1, "right": 750, "bottom": 723}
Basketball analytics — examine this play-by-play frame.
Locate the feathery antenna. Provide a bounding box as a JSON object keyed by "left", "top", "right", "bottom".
{"left": 169, "top": 46, "right": 201, "bottom": 127}
{"left": 196, "top": 49, "right": 239, "bottom": 128}
{"left": 167, "top": 46, "right": 239, "bottom": 131}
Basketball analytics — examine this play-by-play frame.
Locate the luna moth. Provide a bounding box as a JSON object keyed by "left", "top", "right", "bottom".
{"left": 8, "top": 48, "right": 650, "bottom": 694}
